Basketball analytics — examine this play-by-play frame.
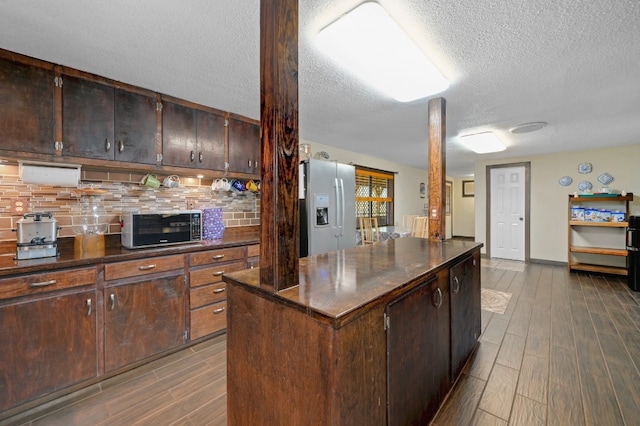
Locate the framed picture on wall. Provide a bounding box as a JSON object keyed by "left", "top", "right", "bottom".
{"left": 462, "top": 180, "right": 475, "bottom": 197}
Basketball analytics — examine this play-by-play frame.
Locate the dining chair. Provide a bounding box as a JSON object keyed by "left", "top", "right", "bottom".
{"left": 359, "top": 217, "right": 380, "bottom": 245}
{"left": 402, "top": 214, "right": 418, "bottom": 230}
{"left": 411, "top": 216, "right": 429, "bottom": 238}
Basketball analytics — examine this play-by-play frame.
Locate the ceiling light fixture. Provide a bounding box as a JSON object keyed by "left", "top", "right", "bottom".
{"left": 316, "top": 2, "right": 449, "bottom": 102}
{"left": 510, "top": 121, "right": 547, "bottom": 134}
{"left": 460, "top": 132, "right": 506, "bottom": 154}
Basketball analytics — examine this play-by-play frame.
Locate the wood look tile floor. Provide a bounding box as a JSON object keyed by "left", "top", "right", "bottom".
{"left": 3, "top": 260, "right": 640, "bottom": 426}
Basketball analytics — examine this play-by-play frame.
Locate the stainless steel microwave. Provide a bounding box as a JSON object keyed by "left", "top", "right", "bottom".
{"left": 121, "top": 210, "right": 202, "bottom": 249}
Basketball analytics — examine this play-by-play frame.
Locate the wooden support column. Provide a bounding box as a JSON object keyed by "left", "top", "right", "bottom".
{"left": 259, "top": 0, "right": 299, "bottom": 291}
{"left": 427, "top": 97, "right": 446, "bottom": 240}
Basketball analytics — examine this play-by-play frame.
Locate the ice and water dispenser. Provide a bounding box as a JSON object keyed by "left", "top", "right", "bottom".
{"left": 314, "top": 194, "right": 329, "bottom": 226}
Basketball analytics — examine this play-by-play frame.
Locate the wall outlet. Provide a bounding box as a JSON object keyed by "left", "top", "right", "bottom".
{"left": 11, "top": 198, "right": 29, "bottom": 216}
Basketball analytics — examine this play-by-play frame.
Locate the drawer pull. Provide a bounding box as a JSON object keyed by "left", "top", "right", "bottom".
{"left": 433, "top": 287, "right": 443, "bottom": 308}
{"left": 212, "top": 254, "right": 225, "bottom": 260}
{"left": 29, "top": 279, "right": 57, "bottom": 288}
{"left": 213, "top": 288, "right": 226, "bottom": 294}
{"left": 452, "top": 276, "right": 460, "bottom": 294}
{"left": 213, "top": 307, "right": 226, "bottom": 314}
{"left": 212, "top": 271, "right": 224, "bottom": 276}
{"left": 138, "top": 264, "right": 157, "bottom": 271}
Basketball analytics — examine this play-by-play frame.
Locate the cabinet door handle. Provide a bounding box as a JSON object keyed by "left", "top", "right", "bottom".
{"left": 248, "top": 160, "right": 252, "bottom": 168}
{"left": 453, "top": 276, "right": 460, "bottom": 294}
{"left": 212, "top": 254, "right": 225, "bottom": 260}
{"left": 29, "top": 279, "right": 56, "bottom": 288}
{"left": 212, "top": 271, "right": 224, "bottom": 276}
{"left": 118, "top": 140, "right": 124, "bottom": 153}
{"left": 473, "top": 258, "right": 477, "bottom": 266}
{"left": 213, "top": 307, "right": 226, "bottom": 314}
{"left": 110, "top": 293, "right": 116, "bottom": 311}
{"left": 253, "top": 160, "right": 258, "bottom": 169}
{"left": 213, "top": 288, "right": 226, "bottom": 294}
{"left": 199, "top": 152, "right": 203, "bottom": 163}
{"left": 105, "top": 138, "right": 111, "bottom": 152}
{"left": 433, "top": 287, "right": 443, "bottom": 308}
{"left": 138, "top": 264, "right": 157, "bottom": 271}
{"left": 190, "top": 150, "right": 195, "bottom": 162}
{"left": 86, "top": 299, "right": 92, "bottom": 316}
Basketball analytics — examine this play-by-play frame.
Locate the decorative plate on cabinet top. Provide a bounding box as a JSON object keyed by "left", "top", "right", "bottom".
{"left": 558, "top": 176, "right": 573, "bottom": 186}
{"left": 578, "top": 162, "right": 592, "bottom": 174}
{"left": 597, "top": 172, "right": 614, "bottom": 185}
{"left": 578, "top": 181, "right": 593, "bottom": 192}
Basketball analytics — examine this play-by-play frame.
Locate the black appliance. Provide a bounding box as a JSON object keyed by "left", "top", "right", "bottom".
{"left": 121, "top": 210, "right": 202, "bottom": 249}
{"left": 626, "top": 216, "right": 640, "bottom": 291}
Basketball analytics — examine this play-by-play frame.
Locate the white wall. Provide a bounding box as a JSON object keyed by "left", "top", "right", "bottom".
{"left": 474, "top": 143, "right": 640, "bottom": 262}
{"left": 451, "top": 177, "right": 475, "bottom": 237}
{"left": 302, "top": 139, "right": 427, "bottom": 226}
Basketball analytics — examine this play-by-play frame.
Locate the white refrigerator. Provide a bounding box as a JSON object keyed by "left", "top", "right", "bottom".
{"left": 299, "top": 159, "right": 356, "bottom": 257}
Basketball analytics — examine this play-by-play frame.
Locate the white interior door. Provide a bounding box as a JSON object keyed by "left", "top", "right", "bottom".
{"left": 490, "top": 166, "right": 525, "bottom": 260}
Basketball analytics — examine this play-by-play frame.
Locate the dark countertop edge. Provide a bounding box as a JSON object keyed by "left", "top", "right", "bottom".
{"left": 224, "top": 239, "right": 483, "bottom": 328}
{"left": 0, "top": 227, "right": 260, "bottom": 277}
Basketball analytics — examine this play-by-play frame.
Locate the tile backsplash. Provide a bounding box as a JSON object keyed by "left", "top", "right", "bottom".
{"left": 0, "top": 165, "right": 260, "bottom": 241}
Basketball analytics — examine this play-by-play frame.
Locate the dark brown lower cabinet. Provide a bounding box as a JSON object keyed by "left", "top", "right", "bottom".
{"left": 387, "top": 270, "right": 451, "bottom": 425}
{"left": 450, "top": 251, "right": 482, "bottom": 381}
{"left": 0, "top": 289, "right": 98, "bottom": 411}
{"left": 104, "top": 275, "right": 186, "bottom": 372}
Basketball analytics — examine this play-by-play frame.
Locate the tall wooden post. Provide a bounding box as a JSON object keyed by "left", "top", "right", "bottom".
{"left": 427, "top": 97, "right": 446, "bottom": 240}
{"left": 259, "top": 0, "right": 299, "bottom": 291}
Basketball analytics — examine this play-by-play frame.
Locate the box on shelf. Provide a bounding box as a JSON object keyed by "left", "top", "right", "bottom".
{"left": 584, "top": 208, "right": 598, "bottom": 221}
{"left": 571, "top": 206, "right": 585, "bottom": 221}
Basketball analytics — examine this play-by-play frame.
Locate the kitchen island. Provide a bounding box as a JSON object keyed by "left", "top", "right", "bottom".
{"left": 223, "top": 237, "right": 482, "bottom": 425}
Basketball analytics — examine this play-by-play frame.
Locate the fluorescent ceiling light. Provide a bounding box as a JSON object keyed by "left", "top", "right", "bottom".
{"left": 460, "top": 132, "right": 506, "bottom": 154}
{"left": 317, "top": 2, "right": 448, "bottom": 102}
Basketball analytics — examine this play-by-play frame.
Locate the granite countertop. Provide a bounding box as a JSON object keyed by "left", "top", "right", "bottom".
{"left": 0, "top": 226, "right": 260, "bottom": 278}
{"left": 224, "top": 237, "right": 483, "bottom": 326}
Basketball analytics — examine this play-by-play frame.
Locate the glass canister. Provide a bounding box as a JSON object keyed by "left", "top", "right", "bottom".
{"left": 73, "top": 188, "right": 109, "bottom": 255}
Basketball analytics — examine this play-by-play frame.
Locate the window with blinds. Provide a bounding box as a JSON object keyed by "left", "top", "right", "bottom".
{"left": 355, "top": 166, "right": 394, "bottom": 227}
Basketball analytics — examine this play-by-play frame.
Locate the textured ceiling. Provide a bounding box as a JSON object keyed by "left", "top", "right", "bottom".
{"left": 0, "top": 0, "right": 638, "bottom": 177}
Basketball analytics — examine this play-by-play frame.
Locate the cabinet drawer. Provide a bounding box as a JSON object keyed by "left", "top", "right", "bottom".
{"left": 0, "top": 267, "right": 97, "bottom": 300}
{"left": 190, "top": 261, "right": 245, "bottom": 287}
{"left": 104, "top": 255, "right": 184, "bottom": 281}
{"left": 190, "top": 301, "right": 226, "bottom": 340}
{"left": 190, "top": 281, "right": 226, "bottom": 308}
{"left": 247, "top": 244, "right": 260, "bottom": 258}
{"left": 189, "top": 247, "right": 245, "bottom": 267}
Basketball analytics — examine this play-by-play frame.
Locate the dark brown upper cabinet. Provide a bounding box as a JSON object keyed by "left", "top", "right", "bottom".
{"left": 196, "top": 109, "right": 226, "bottom": 171}
{"left": 62, "top": 75, "right": 157, "bottom": 164}
{"left": 0, "top": 56, "right": 55, "bottom": 155}
{"left": 228, "top": 116, "right": 260, "bottom": 175}
{"left": 162, "top": 100, "right": 225, "bottom": 171}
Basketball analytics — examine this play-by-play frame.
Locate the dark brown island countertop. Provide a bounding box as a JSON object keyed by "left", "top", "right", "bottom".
{"left": 0, "top": 226, "right": 260, "bottom": 277}
{"left": 224, "top": 237, "right": 482, "bottom": 327}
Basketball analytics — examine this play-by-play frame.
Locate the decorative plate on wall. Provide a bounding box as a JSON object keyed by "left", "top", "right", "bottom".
{"left": 578, "top": 181, "right": 593, "bottom": 192}
{"left": 559, "top": 176, "right": 573, "bottom": 186}
{"left": 578, "top": 162, "right": 592, "bottom": 174}
{"left": 597, "top": 172, "right": 614, "bottom": 185}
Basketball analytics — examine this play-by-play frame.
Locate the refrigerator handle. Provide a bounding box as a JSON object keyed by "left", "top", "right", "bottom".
{"left": 339, "top": 178, "right": 345, "bottom": 237}
{"left": 335, "top": 178, "right": 341, "bottom": 237}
